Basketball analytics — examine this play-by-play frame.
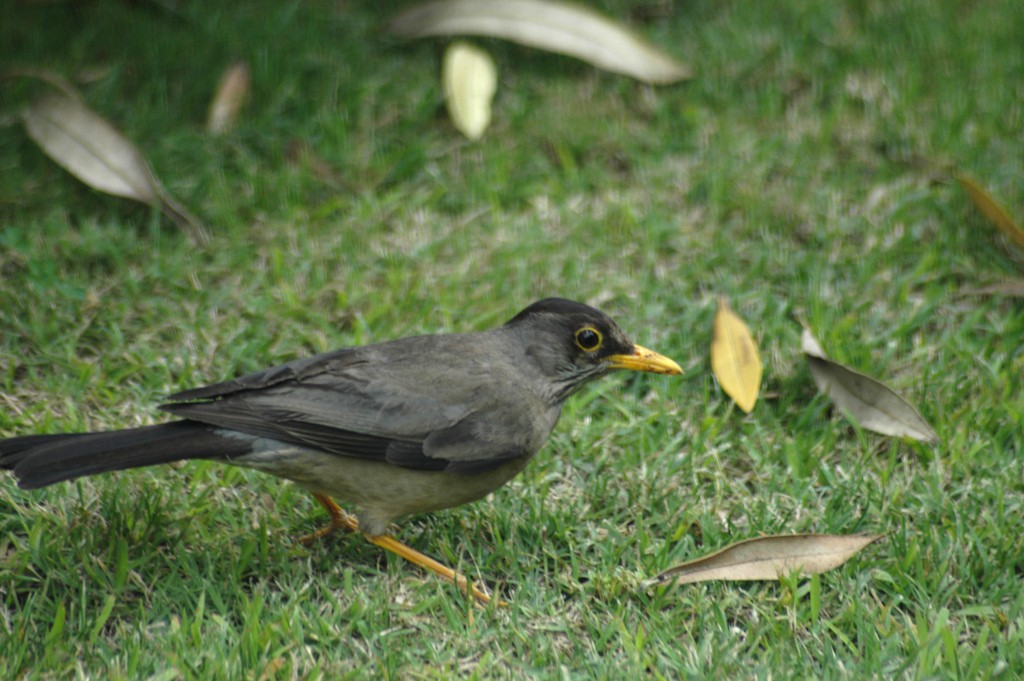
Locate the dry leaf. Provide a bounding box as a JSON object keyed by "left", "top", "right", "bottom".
{"left": 959, "top": 280, "right": 1024, "bottom": 298}
{"left": 802, "top": 328, "right": 938, "bottom": 443}
{"left": 24, "top": 94, "right": 158, "bottom": 203}
{"left": 22, "top": 94, "right": 208, "bottom": 244}
{"left": 956, "top": 174, "right": 1024, "bottom": 251}
{"left": 646, "top": 533, "right": 883, "bottom": 586}
{"left": 391, "top": 0, "right": 691, "bottom": 85}
{"left": 0, "top": 67, "right": 81, "bottom": 99}
{"left": 442, "top": 41, "right": 497, "bottom": 140}
{"left": 710, "top": 299, "right": 762, "bottom": 413}
{"left": 207, "top": 61, "right": 251, "bottom": 134}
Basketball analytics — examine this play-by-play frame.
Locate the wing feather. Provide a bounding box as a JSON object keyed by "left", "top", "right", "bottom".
{"left": 160, "top": 333, "right": 541, "bottom": 472}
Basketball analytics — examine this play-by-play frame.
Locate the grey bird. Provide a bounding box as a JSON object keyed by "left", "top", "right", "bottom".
{"left": 1, "top": 298, "right": 681, "bottom": 603}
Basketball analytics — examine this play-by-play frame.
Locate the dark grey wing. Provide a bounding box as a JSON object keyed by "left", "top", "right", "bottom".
{"left": 166, "top": 347, "right": 363, "bottom": 402}
{"left": 420, "top": 413, "right": 536, "bottom": 473}
{"left": 162, "top": 386, "right": 456, "bottom": 471}
{"left": 160, "top": 334, "right": 539, "bottom": 472}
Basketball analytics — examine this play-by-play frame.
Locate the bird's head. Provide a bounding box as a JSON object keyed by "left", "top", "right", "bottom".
{"left": 504, "top": 298, "right": 682, "bottom": 402}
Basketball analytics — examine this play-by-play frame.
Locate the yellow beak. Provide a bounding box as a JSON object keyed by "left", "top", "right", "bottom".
{"left": 606, "top": 344, "right": 683, "bottom": 375}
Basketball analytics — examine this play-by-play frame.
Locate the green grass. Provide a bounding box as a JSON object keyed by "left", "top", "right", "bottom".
{"left": 2, "top": 0, "right": 1023, "bottom": 677}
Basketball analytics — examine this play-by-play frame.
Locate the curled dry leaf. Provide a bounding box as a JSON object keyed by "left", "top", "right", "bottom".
{"left": 710, "top": 298, "right": 762, "bottom": 413}
{"left": 22, "top": 94, "right": 208, "bottom": 244}
{"left": 646, "top": 533, "right": 883, "bottom": 586}
{"left": 207, "top": 61, "right": 251, "bottom": 134}
{"left": 956, "top": 174, "right": 1024, "bottom": 252}
{"left": 391, "top": 0, "right": 691, "bottom": 85}
{"left": 442, "top": 41, "right": 497, "bottom": 140}
{"left": 801, "top": 328, "right": 938, "bottom": 443}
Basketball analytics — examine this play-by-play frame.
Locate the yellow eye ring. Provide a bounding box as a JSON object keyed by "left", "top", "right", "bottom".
{"left": 574, "top": 326, "right": 603, "bottom": 352}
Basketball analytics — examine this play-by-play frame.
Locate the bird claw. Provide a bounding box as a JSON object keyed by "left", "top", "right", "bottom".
{"left": 298, "top": 493, "right": 361, "bottom": 544}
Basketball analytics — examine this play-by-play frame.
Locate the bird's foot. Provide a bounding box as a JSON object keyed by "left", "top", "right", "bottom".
{"left": 298, "top": 493, "right": 360, "bottom": 545}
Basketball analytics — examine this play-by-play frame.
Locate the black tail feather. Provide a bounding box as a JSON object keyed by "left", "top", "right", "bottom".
{"left": 0, "top": 421, "right": 254, "bottom": 489}
{"left": 0, "top": 432, "right": 95, "bottom": 465}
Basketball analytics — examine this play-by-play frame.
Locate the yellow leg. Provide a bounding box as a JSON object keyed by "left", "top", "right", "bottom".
{"left": 298, "top": 493, "right": 360, "bottom": 544}
{"left": 300, "top": 494, "right": 502, "bottom": 605}
{"left": 365, "top": 532, "right": 502, "bottom": 606}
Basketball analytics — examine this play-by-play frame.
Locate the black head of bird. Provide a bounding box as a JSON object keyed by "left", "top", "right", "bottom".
{"left": 1, "top": 297, "right": 681, "bottom": 603}
{"left": 503, "top": 297, "right": 682, "bottom": 403}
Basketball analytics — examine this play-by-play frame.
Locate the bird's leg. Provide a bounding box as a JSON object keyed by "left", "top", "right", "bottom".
{"left": 300, "top": 493, "right": 501, "bottom": 605}
{"left": 364, "top": 533, "right": 502, "bottom": 606}
{"left": 299, "top": 493, "right": 360, "bottom": 545}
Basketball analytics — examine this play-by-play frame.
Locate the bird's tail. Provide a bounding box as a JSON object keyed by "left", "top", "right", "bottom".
{"left": 0, "top": 421, "right": 253, "bottom": 489}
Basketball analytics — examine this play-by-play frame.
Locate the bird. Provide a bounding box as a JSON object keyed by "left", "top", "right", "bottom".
{"left": 1, "top": 297, "right": 681, "bottom": 603}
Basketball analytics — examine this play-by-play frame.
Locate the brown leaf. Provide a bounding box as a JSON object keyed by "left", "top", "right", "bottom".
{"left": 390, "top": 0, "right": 691, "bottom": 85}
{"left": 956, "top": 174, "right": 1024, "bottom": 251}
{"left": 207, "top": 61, "right": 251, "bottom": 134}
{"left": 22, "top": 94, "right": 208, "bottom": 244}
{"left": 710, "top": 298, "right": 762, "bottom": 413}
{"left": 802, "top": 328, "right": 938, "bottom": 443}
{"left": 959, "top": 279, "right": 1024, "bottom": 298}
{"left": 646, "top": 533, "right": 883, "bottom": 586}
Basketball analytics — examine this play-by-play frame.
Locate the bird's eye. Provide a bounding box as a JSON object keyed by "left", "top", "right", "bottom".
{"left": 574, "top": 326, "right": 603, "bottom": 352}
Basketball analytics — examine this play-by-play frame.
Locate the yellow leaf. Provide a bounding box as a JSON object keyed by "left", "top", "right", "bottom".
{"left": 710, "top": 299, "right": 761, "bottom": 413}
{"left": 442, "top": 41, "right": 497, "bottom": 141}
{"left": 956, "top": 174, "right": 1024, "bottom": 251}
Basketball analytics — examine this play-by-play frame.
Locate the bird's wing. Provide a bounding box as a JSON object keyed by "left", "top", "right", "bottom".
{"left": 165, "top": 347, "right": 363, "bottom": 402}
{"left": 160, "top": 338, "right": 535, "bottom": 472}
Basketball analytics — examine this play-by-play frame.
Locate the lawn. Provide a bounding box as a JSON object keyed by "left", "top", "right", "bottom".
{"left": 1, "top": 0, "right": 1022, "bottom": 678}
